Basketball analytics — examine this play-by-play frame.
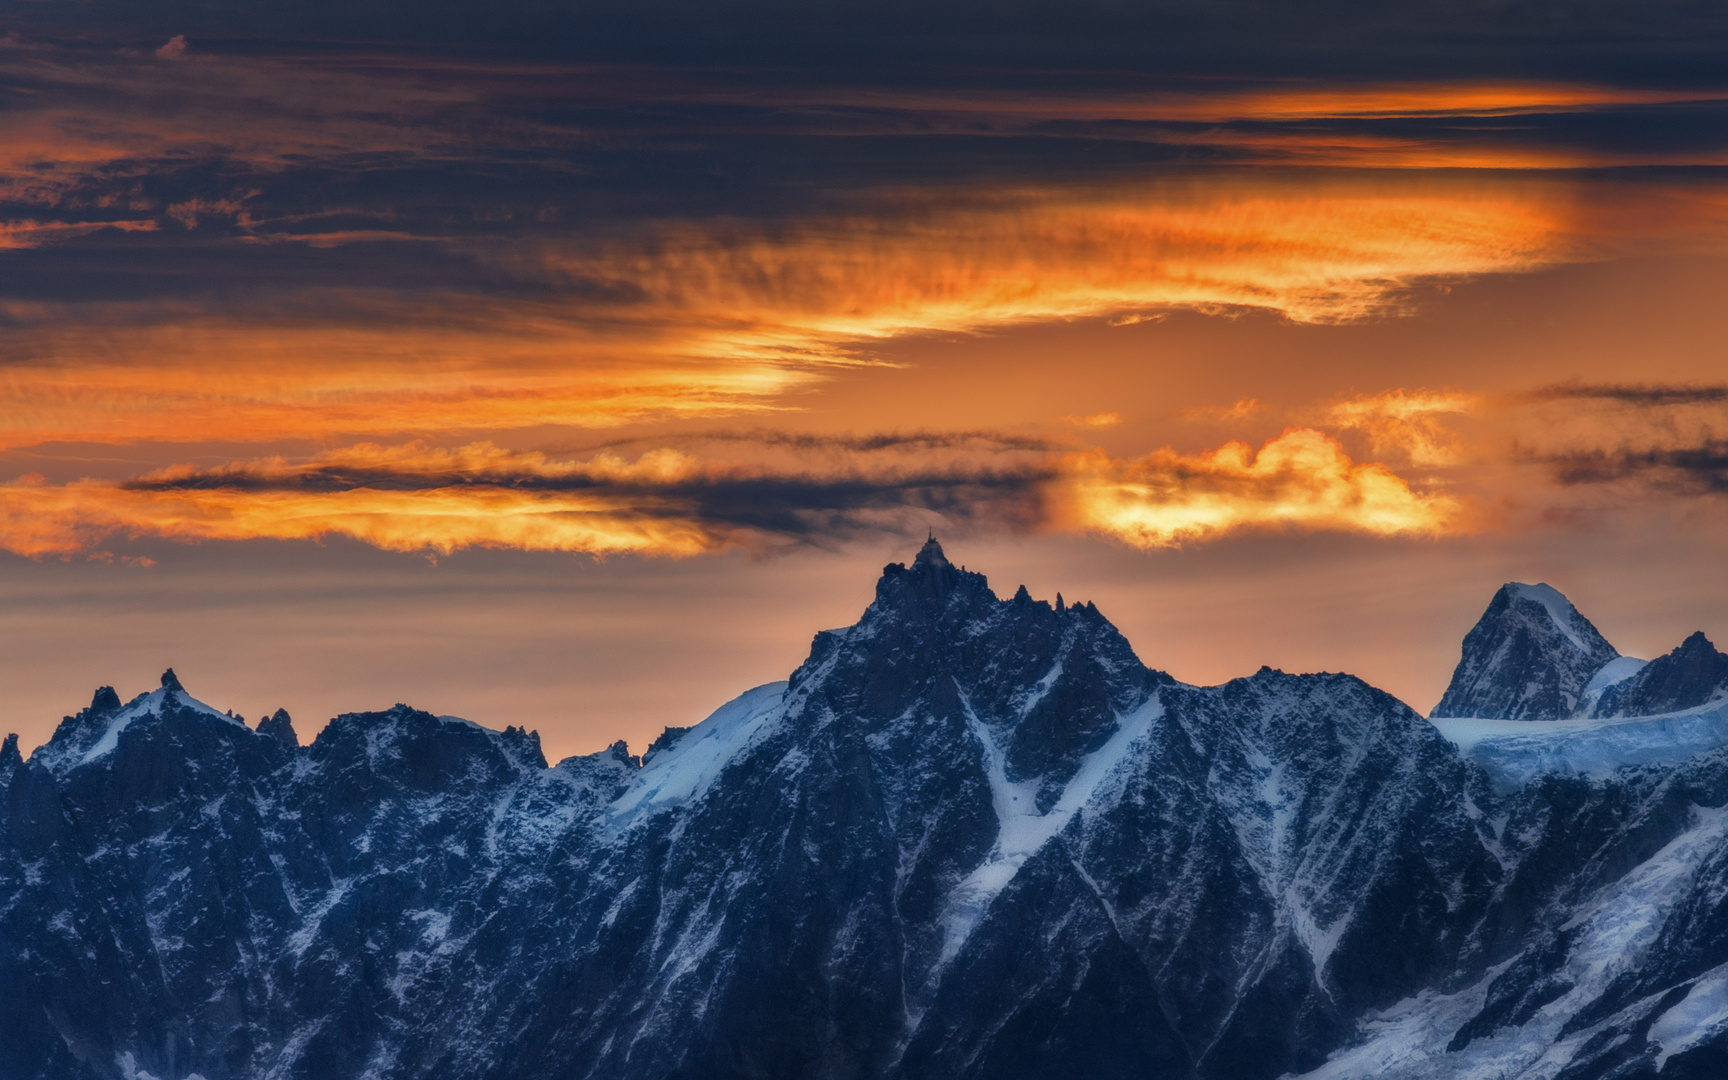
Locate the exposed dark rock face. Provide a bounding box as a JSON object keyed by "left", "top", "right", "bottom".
{"left": 256, "top": 707, "right": 298, "bottom": 747}
{"left": 2, "top": 544, "right": 1727, "bottom": 1080}
{"left": 1593, "top": 632, "right": 1728, "bottom": 718}
{"left": 1433, "top": 582, "right": 1620, "bottom": 721}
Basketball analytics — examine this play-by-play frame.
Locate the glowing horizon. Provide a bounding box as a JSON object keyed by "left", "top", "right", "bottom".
{"left": 4, "top": 13, "right": 1728, "bottom": 758}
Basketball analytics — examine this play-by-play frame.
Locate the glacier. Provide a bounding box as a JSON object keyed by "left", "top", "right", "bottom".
{"left": 1432, "top": 704, "right": 1728, "bottom": 790}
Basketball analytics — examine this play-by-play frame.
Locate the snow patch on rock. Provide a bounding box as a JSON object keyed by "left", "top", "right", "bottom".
{"left": 1299, "top": 804, "right": 1728, "bottom": 1079}
{"left": 78, "top": 685, "right": 241, "bottom": 766}
{"left": 1507, "top": 583, "right": 1594, "bottom": 655}
{"left": 608, "top": 682, "right": 788, "bottom": 827}
{"left": 1651, "top": 961, "right": 1728, "bottom": 1069}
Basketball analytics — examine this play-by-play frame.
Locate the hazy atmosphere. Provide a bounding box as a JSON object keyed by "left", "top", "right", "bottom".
{"left": 5, "top": 0, "right": 1728, "bottom": 760}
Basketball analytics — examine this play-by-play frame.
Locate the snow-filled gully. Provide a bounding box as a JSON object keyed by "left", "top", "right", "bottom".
{"left": 937, "top": 687, "right": 1163, "bottom": 965}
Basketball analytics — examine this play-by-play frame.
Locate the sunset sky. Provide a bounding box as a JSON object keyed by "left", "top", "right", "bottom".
{"left": 3, "top": 1, "right": 1727, "bottom": 761}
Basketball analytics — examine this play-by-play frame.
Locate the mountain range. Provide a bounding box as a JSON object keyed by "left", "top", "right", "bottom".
{"left": 4, "top": 538, "right": 1728, "bottom": 1079}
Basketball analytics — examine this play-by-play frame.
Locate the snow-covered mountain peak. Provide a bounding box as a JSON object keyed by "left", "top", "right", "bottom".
{"left": 1431, "top": 582, "right": 1620, "bottom": 721}
{"left": 29, "top": 671, "right": 244, "bottom": 772}
{"left": 1503, "top": 582, "right": 1600, "bottom": 653}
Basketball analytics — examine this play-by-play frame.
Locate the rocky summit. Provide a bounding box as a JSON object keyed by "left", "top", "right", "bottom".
{"left": 4, "top": 541, "right": 1728, "bottom": 1080}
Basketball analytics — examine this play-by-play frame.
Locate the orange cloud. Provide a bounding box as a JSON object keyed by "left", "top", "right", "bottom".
{"left": 0, "top": 446, "right": 725, "bottom": 559}
{"left": 1129, "top": 128, "right": 1728, "bottom": 171}
{"left": 1062, "top": 412, "right": 1122, "bottom": 428}
{"left": 0, "top": 431, "right": 1462, "bottom": 558}
{"left": 549, "top": 174, "right": 1574, "bottom": 329}
{"left": 1327, "top": 389, "right": 1479, "bottom": 466}
{"left": 1058, "top": 427, "right": 1460, "bottom": 548}
{"left": 0, "top": 310, "right": 836, "bottom": 449}
{"left": 0, "top": 218, "right": 157, "bottom": 249}
{"left": 0, "top": 173, "right": 1584, "bottom": 450}
{"left": 1183, "top": 398, "right": 1264, "bottom": 422}
{"left": 588, "top": 77, "right": 1728, "bottom": 168}
{"left": 780, "top": 81, "right": 1728, "bottom": 125}
{"left": 1128, "top": 82, "right": 1728, "bottom": 122}
{"left": 0, "top": 482, "right": 721, "bottom": 559}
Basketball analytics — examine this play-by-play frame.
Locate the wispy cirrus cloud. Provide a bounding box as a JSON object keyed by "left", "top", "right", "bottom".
{"left": 1507, "top": 381, "right": 1728, "bottom": 496}
{"left": 1317, "top": 381, "right": 1728, "bottom": 506}
{"left": 5, "top": 34, "right": 1728, "bottom": 470}
{"left": 559, "top": 429, "right": 1064, "bottom": 455}
{"left": 0, "top": 172, "right": 1589, "bottom": 449}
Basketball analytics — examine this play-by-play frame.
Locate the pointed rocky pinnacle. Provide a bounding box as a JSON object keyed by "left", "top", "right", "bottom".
{"left": 258, "top": 708, "right": 299, "bottom": 748}
{"left": 914, "top": 534, "right": 949, "bottom": 567}
{"left": 160, "top": 668, "right": 184, "bottom": 693}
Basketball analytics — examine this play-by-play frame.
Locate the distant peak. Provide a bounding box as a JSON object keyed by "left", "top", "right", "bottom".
{"left": 1495, "top": 582, "right": 1608, "bottom": 657}
{"left": 257, "top": 708, "right": 298, "bottom": 748}
{"left": 606, "top": 739, "right": 641, "bottom": 768}
{"left": 1433, "top": 580, "right": 1618, "bottom": 720}
{"left": 0, "top": 732, "right": 19, "bottom": 770}
{"left": 1506, "top": 582, "right": 1563, "bottom": 600}
{"left": 914, "top": 535, "right": 949, "bottom": 568}
{"left": 874, "top": 536, "right": 993, "bottom": 614}
{"left": 1680, "top": 630, "right": 1717, "bottom": 653}
{"left": 91, "top": 686, "right": 121, "bottom": 714}
{"left": 1585, "top": 627, "right": 1728, "bottom": 718}
{"left": 160, "top": 668, "right": 183, "bottom": 693}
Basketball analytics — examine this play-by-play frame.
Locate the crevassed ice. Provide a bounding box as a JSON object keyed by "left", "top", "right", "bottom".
{"left": 1430, "top": 702, "right": 1728, "bottom": 790}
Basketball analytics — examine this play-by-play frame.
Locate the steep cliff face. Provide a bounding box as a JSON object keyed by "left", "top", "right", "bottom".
{"left": 3, "top": 543, "right": 1727, "bottom": 1080}
{"left": 1432, "top": 583, "right": 1621, "bottom": 721}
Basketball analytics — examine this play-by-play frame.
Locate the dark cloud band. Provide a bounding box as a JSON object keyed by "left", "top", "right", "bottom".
{"left": 553, "top": 430, "right": 1065, "bottom": 455}
{"left": 1525, "top": 383, "right": 1728, "bottom": 407}
{"left": 123, "top": 462, "right": 1058, "bottom": 543}
{"left": 1544, "top": 441, "right": 1728, "bottom": 494}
